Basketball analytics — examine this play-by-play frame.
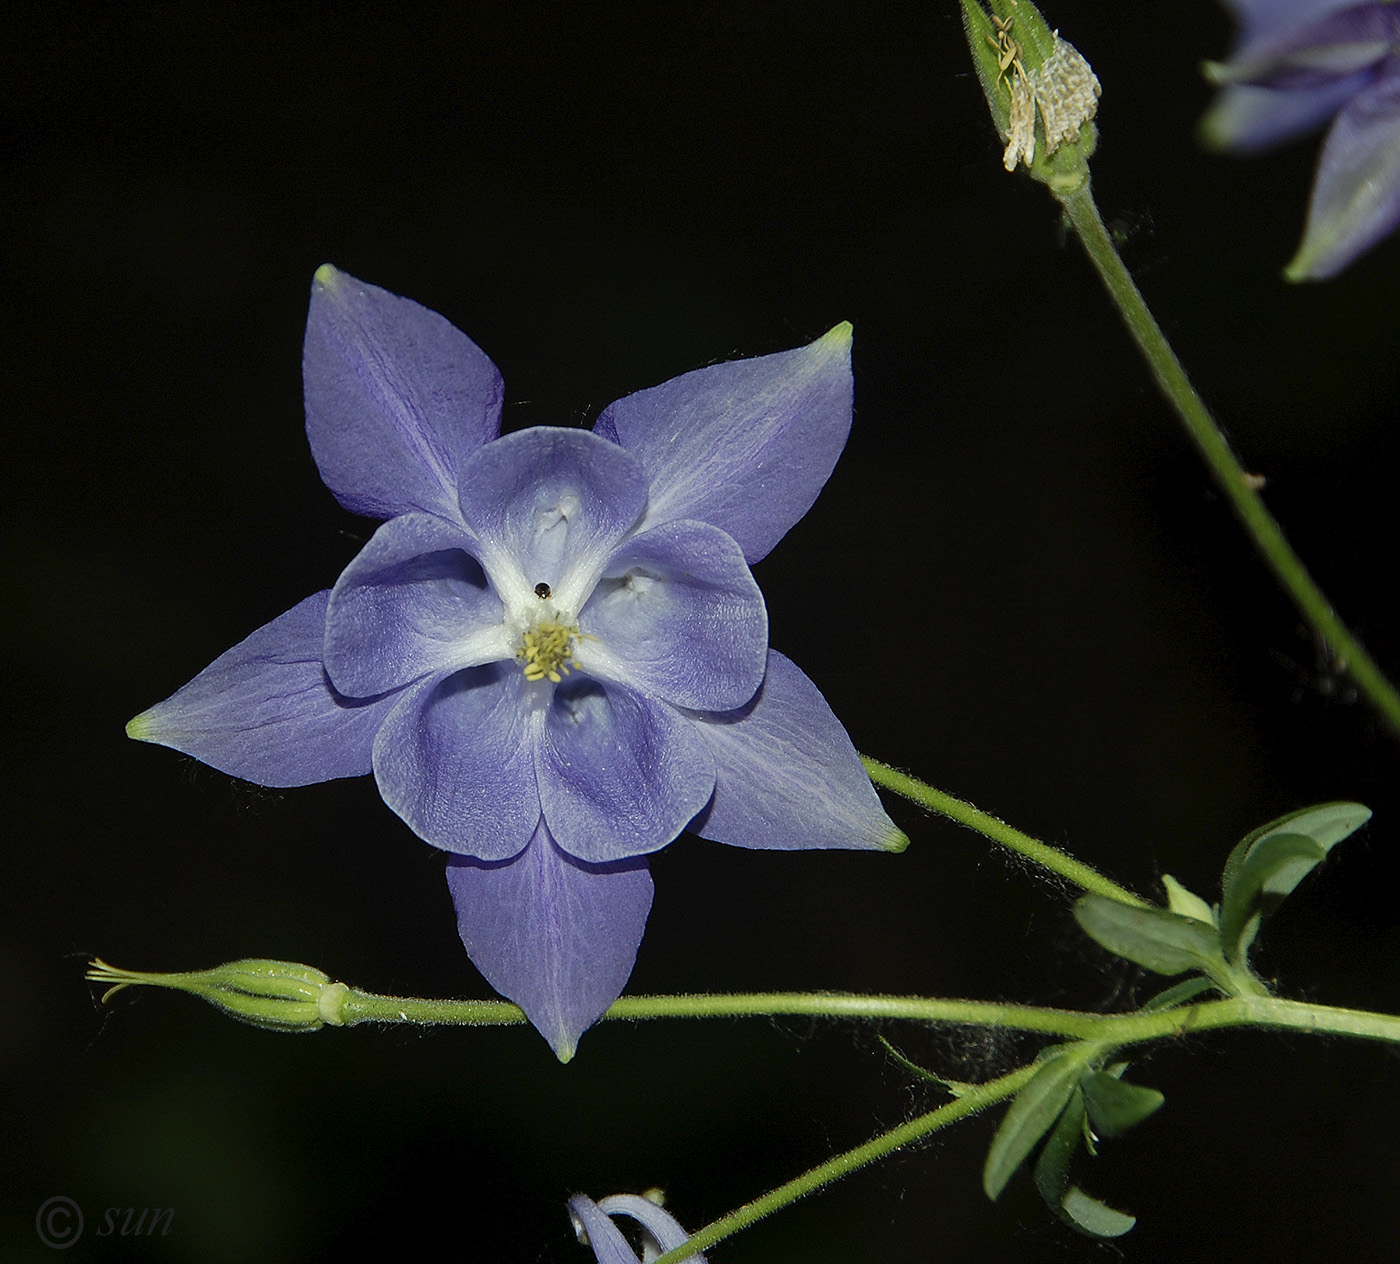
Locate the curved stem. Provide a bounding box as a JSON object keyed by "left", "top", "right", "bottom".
{"left": 860, "top": 756, "right": 1150, "bottom": 908}
{"left": 1056, "top": 181, "right": 1400, "bottom": 738}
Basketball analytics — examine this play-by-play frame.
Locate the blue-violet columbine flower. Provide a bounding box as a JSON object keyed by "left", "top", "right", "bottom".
{"left": 129, "top": 266, "right": 907, "bottom": 1059}
{"left": 1203, "top": 0, "right": 1400, "bottom": 278}
{"left": 569, "top": 1192, "right": 703, "bottom": 1264}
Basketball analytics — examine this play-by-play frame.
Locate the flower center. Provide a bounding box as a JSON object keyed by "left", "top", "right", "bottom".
{"left": 517, "top": 618, "right": 580, "bottom": 683}
{"left": 515, "top": 582, "right": 582, "bottom": 683}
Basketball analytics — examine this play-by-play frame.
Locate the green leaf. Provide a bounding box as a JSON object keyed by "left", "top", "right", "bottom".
{"left": 984, "top": 1049, "right": 1087, "bottom": 1200}
{"left": 1074, "top": 894, "right": 1223, "bottom": 976}
{"left": 1081, "top": 1071, "right": 1164, "bottom": 1139}
{"left": 1060, "top": 1186, "right": 1137, "bottom": 1237}
{"left": 1219, "top": 832, "right": 1325, "bottom": 964}
{"left": 1032, "top": 1086, "right": 1086, "bottom": 1209}
{"left": 1139, "top": 977, "right": 1215, "bottom": 1012}
{"left": 1220, "top": 802, "right": 1369, "bottom": 904}
{"left": 1032, "top": 1082, "right": 1141, "bottom": 1239}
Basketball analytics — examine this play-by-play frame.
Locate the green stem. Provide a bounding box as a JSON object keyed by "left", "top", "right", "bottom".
{"left": 860, "top": 756, "right": 1149, "bottom": 908}
{"left": 99, "top": 963, "right": 1400, "bottom": 1256}
{"left": 1056, "top": 181, "right": 1400, "bottom": 737}
{"left": 649, "top": 1062, "right": 1041, "bottom": 1264}
{"left": 639, "top": 991, "right": 1400, "bottom": 1261}
{"left": 341, "top": 988, "right": 1400, "bottom": 1046}
{"left": 643, "top": 993, "right": 1400, "bottom": 1261}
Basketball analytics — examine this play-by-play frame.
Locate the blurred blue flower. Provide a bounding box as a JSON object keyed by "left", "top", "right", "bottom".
{"left": 130, "top": 266, "right": 906, "bottom": 1058}
{"left": 569, "top": 1193, "right": 704, "bottom": 1264}
{"left": 1203, "top": 1, "right": 1400, "bottom": 278}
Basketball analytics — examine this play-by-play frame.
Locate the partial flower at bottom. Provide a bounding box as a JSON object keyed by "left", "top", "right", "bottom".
{"left": 128, "top": 267, "right": 908, "bottom": 1059}
{"left": 569, "top": 1193, "right": 705, "bottom": 1264}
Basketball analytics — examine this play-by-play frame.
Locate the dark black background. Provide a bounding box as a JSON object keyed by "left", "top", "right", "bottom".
{"left": 5, "top": 3, "right": 1399, "bottom": 1261}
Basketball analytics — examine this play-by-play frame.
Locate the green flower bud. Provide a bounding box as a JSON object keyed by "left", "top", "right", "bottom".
{"left": 961, "top": 0, "right": 1101, "bottom": 193}
{"left": 88, "top": 957, "right": 350, "bottom": 1032}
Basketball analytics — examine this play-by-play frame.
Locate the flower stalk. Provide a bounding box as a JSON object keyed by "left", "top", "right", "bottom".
{"left": 91, "top": 959, "right": 1400, "bottom": 1047}
{"left": 1054, "top": 181, "right": 1400, "bottom": 737}
{"left": 961, "top": 0, "right": 1400, "bottom": 738}
{"left": 649, "top": 1062, "right": 1043, "bottom": 1264}
{"left": 861, "top": 756, "right": 1150, "bottom": 907}
{"left": 643, "top": 986, "right": 1400, "bottom": 1260}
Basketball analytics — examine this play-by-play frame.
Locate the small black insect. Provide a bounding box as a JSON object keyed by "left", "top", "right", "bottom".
{"left": 534, "top": 582, "right": 552, "bottom": 599}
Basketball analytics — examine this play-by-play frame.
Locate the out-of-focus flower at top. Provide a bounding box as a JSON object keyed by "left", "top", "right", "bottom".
{"left": 128, "top": 266, "right": 907, "bottom": 1060}
{"left": 569, "top": 1192, "right": 704, "bottom": 1264}
{"left": 1202, "top": 1, "right": 1400, "bottom": 279}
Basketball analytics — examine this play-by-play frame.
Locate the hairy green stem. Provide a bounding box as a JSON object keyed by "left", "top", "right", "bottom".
{"left": 92, "top": 959, "right": 1400, "bottom": 1045}
{"left": 648, "top": 1062, "right": 1041, "bottom": 1264}
{"left": 860, "top": 757, "right": 1149, "bottom": 908}
{"left": 641, "top": 993, "right": 1400, "bottom": 1261}
{"left": 98, "top": 958, "right": 1400, "bottom": 1259}
{"left": 340, "top": 988, "right": 1400, "bottom": 1046}
{"left": 1056, "top": 181, "right": 1400, "bottom": 737}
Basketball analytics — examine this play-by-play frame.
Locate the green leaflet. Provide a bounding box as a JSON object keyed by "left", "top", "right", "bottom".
{"left": 1026, "top": 1064, "right": 1157, "bottom": 1237}
{"left": 1081, "top": 1069, "right": 1164, "bottom": 1139}
{"left": 1074, "top": 894, "right": 1224, "bottom": 976}
{"left": 1218, "top": 802, "right": 1370, "bottom": 965}
{"left": 1059, "top": 1186, "right": 1136, "bottom": 1237}
{"left": 984, "top": 1047, "right": 1088, "bottom": 1200}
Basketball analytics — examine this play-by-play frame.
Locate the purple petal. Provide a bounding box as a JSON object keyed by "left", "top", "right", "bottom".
{"left": 447, "top": 824, "right": 652, "bottom": 1061}
{"left": 538, "top": 679, "right": 715, "bottom": 863}
{"left": 596, "top": 1195, "right": 703, "bottom": 1259}
{"left": 127, "top": 591, "right": 400, "bottom": 787}
{"left": 1289, "top": 62, "right": 1400, "bottom": 277}
{"left": 592, "top": 324, "right": 853, "bottom": 564}
{"left": 303, "top": 265, "right": 504, "bottom": 521}
{"left": 579, "top": 520, "right": 767, "bottom": 712}
{"left": 372, "top": 666, "right": 540, "bottom": 858}
{"left": 456, "top": 427, "right": 649, "bottom": 605}
{"left": 687, "top": 651, "right": 908, "bottom": 853}
{"left": 325, "top": 513, "right": 508, "bottom": 698}
{"left": 1222, "top": 5, "right": 1397, "bottom": 92}
{"left": 1221, "top": 0, "right": 1365, "bottom": 46}
{"left": 568, "top": 1196, "right": 640, "bottom": 1264}
{"left": 1201, "top": 77, "right": 1367, "bottom": 151}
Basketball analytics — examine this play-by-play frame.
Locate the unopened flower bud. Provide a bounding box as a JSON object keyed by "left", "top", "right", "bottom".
{"left": 88, "top": 957, "right": 350, "bottom": 1032}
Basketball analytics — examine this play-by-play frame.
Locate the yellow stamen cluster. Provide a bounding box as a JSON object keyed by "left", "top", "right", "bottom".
{"left": 518, "top": 619, "right": 580, "bottom": 683}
